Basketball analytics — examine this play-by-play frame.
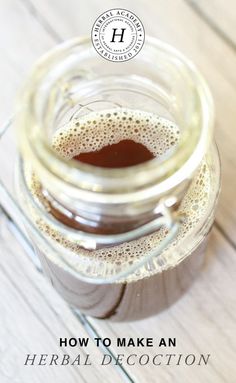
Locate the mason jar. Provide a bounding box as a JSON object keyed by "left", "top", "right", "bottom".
{"left": 15, "top": 36, "right": 220, "bottom": 321}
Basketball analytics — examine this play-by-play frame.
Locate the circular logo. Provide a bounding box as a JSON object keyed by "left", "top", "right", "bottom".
{"left": 91, "top": 8, "right": 145, "bottom": 62}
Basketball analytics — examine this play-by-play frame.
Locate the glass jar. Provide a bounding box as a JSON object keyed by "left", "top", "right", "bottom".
{"left": 15, "top": 36, "right": 220, "bottom": 321}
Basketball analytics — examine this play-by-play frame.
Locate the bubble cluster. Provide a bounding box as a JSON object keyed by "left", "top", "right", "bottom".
{"left": 52, "top": 108, "right": 179, "bottom": 160}
{"left": 26, "top": 108, "right": 212, "bottom": 282}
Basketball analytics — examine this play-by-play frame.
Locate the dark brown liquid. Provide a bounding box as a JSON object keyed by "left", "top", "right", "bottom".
{"left": 74, "top": 139, "right": 155, "bottom": 168}
{"left": 36, "top": 238, "right": 207, "bottom": 321}
{"left": 32, "top": 120, "right": 209, "bottom": 321}
{"left": 37, "top": 138, "right": 209, "bottom": 320}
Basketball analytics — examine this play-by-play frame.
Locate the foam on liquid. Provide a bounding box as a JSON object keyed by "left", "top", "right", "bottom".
{"left": 52, "top": 109, "right": 179, "bottom": 160}
{"left": 26, "top": 108, "right": 211, "bottom": 281}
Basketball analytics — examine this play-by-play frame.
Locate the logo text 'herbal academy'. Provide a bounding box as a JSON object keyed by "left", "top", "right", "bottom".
{"left": 91, "top": 9, "right": 145, "bottom": 62}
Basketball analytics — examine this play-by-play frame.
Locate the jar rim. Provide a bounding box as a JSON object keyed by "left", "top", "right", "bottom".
{"left": 17, "top": 35, "right": 214, "bottom": 200}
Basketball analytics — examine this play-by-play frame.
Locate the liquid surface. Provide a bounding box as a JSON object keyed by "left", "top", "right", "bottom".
{"left": 26, "top": 108, "right": 212, "bottom": 283}
{"left": 74, "top": 139, "right": 155, "bottom": 168}
{"left": 52, "top": 108, "right": 179, "bottom": 160}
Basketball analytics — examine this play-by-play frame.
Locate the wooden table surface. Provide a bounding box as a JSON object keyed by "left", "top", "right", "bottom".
{"left": 0, "top": 1, "right": 236, "bottom": 382}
